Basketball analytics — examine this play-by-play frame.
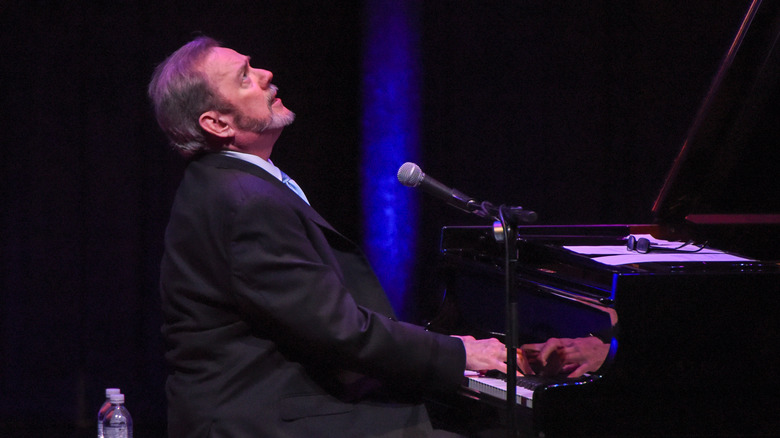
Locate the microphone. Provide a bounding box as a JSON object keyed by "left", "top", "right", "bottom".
{"left": 397, "top": 162, "right": 538, "bottom": 224}
{"left": 397, "top": 162, "right": 479, "bottom": 214}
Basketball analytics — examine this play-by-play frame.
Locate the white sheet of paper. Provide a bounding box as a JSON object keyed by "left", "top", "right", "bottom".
{"left": 563, "top": 234, "right": 754, "bottom": 266}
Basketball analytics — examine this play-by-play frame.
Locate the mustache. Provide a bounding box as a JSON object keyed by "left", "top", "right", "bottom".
{"left": 268, "top": 84, "right": 279, "bottom": 105}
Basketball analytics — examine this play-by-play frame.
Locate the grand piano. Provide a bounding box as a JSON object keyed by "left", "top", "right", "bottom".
{"left": 425, "top": 1, "right": 780, "bottom": 436}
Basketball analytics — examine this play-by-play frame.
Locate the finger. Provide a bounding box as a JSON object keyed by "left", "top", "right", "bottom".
{"left": 522, "top": 351, "right": 540, "bottom": 362}
{"left": 561, "top": 363, "right": 578, "bottom": 374}
{"left": 558, "top": 346, "right": 581, "bottom": 364}
{"left": 496, "top": 344, "right": 509, "bottom": 362}
{"left": 520, "top": 344, "right": 542, "bottom": 352}
{"left": 491, "top": 359, "right": 508, "bottom": 375}
{"left": 518, "top": 360, "right": 535, "bottom": 375}
{"left": 538, "top": 339, "right": 562, "bottom": 364}
{"left": 567, "top": 363, "right": 589, "bottom": 378}
{"left": 516, "top": 350, "right": 534, "bottom": 375}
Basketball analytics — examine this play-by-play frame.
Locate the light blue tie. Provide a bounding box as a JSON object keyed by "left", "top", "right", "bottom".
{"left": 280, "top": 171, "right": 310, "bottom": 205}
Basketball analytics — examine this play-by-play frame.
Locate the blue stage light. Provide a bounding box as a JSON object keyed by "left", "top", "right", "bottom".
{"left": 361, "top": 0, "right": 421, "bottom": 318}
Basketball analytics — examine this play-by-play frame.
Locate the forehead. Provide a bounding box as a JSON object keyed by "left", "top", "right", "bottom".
{"left": 201, "top": 47, "right": 248, "bottom": 82}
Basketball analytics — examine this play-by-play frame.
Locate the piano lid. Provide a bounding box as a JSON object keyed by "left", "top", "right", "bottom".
{"left": 652, "top": 0, "right": 780, "bottom": 225}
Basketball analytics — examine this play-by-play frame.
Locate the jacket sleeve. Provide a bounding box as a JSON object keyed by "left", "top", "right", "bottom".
{"left": 223, "top": 172, "right": 466, "bottom": 394}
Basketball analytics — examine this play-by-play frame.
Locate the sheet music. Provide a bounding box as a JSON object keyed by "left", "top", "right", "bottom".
{"left": 564, "top": 234, "right": 754, "bottom": 266}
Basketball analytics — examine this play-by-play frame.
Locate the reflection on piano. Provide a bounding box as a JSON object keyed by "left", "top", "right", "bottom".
{"left": 425, "top": 1, "right": 780, "bottom": 436}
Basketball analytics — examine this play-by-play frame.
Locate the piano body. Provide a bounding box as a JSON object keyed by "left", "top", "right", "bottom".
{"left": 431, "top": 223, "right": 780, "bottom": 437}
{"left": 426, "top": 1, "right": 780, "bottom": 436}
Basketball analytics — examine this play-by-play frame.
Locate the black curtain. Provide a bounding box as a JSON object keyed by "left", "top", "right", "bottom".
{"left": 0, "top": 1, "right": 751, "bottom": 437}
{"left": 1, "top": 2, "right": 363, "bottom": 436}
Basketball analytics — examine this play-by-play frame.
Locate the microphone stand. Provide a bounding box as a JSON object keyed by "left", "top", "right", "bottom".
{"left": 404, "top": 183, "right": 535, "bottom": 437}
{"left": 498, "top": 206, "right": 520, "bottom": 438}
{"left": 398, "top": 163, "right": 534, "bottom": 431}
{"left": 468, "top": 201, "right": 531, "bottom": 438}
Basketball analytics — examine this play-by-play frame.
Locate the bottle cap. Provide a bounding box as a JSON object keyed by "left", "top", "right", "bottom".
{"left": 105, "top": 388, "right": 121, "bottom": 397}
{"left": 109, "top": 393, "right": 125, "bottom": 403}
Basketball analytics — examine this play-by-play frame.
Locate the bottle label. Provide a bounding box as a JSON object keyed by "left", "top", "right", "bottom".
{"left": 105, "top": 425, "right": 132, "bottom": 438}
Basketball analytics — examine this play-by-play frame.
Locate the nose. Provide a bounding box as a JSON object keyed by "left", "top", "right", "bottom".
{"left": 254, "top": 68, "right": 273, "bottom": 89}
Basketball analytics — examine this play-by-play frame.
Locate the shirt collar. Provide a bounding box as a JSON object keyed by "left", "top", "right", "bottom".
{"left": 219, "top": 150, "right": 283, "bottom": 182}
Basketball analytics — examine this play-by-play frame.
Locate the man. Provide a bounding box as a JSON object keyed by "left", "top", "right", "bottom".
{"left": 149, "top": 36, "right": 508, "bottom": 437}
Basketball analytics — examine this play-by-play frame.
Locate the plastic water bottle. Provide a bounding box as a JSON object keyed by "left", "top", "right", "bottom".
{"left": 102, "top": 393, "right": 133, "bottom": 438}
{"left": 97, "top": 388, "right": 121, "bottom": 438}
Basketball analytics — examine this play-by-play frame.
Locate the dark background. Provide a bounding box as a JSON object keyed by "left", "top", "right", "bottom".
{"left": 0, "top": 1, "right": 756, "bottom": 436}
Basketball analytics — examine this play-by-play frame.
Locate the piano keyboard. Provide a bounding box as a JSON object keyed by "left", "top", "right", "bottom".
{"left": 464, "top": 374, "right": 546, "bottom": 409}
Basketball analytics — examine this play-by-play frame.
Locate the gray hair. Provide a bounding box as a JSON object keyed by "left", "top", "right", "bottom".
{"left": 148, "top": 36, "right": 233, "bottom": 157}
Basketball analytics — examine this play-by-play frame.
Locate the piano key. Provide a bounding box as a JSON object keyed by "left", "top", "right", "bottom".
{"left": 464, "top": 375, "right": 538, "bottom": 408}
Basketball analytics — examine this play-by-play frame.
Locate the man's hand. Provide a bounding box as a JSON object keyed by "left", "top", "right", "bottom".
{"left": 519, "top": 336, "right": 609, "bottom": 378}
{"left": 452, "top": 335, "right": 508, "bottom": 374}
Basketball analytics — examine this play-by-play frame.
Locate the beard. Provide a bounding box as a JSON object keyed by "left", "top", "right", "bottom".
{"left": 232, "top": 84, "right": 295, "bottom": 133}
{"left": 233, "top": 107, "right": 295, "bottom": 133}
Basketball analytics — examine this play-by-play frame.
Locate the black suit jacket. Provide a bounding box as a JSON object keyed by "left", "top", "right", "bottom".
{"left": 160, "top": 153, "right": 466, "bottom": 437}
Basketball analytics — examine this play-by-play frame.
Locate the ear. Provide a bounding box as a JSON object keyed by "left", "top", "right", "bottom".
{"left": 199, "top": 111, "right": 234, "bottom": 138}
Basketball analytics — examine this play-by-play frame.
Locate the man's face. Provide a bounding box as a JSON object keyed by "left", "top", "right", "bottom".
{"left": 201, "top": 47, "right": 295, "bottom": 133}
